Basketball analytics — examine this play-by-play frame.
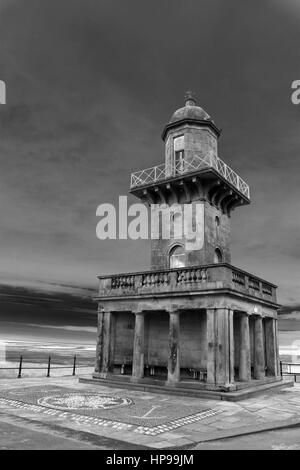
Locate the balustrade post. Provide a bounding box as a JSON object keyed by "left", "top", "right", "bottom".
{"left": 135, "top": 274, "right": 142, "bottom": 289}
{"left": 170, "top": 270, "right": 177, "bottom": 288}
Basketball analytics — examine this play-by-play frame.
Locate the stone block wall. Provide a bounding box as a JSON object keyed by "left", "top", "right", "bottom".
{"left": 180, "top": 310, "right": 207, "bottom": 369}
{"left": 145, "top": 312, "right": 169, "bottom": 366}
{"left": 150, "top": 200, "right": 231, "bottom": 268}
{"left": 112, "top": 310, "right": 207, "bottom": 371}
{"left": 113, "top": 312, "right": 135, "bottom": 364}
{"left": 203, "top": 201, "right": 231, "bottom": 264}
{"left": 164, "top": 124, "right": 218, "bottom": 175}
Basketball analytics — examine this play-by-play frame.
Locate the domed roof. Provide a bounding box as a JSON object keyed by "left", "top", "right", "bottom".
{"left": 170, "top": 105, "right": 210, "bottom": 123}
{"left": 162, "top": 92, "right": 221, "bottom": 140}
{"left": 169, "top": 92, "right": 211, "bottom": 123}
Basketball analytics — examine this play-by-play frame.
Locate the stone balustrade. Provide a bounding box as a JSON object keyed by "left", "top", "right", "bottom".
{"left": 111, "top": 275, "right": 136, "bottom": 289}
{"left": 248, "top": 276, "right": 260, "bottom": 291}
{"left": 142, "top": 271, "right": 169, "bottom": 287}
{"left": 231, "top": 270, "right": 246, "bottom": 286}
{"left": 176, "top": 267, "right": 207, "bottom": 284}
{"left": 98, "top": 263, "right": 277, "bottom": 303}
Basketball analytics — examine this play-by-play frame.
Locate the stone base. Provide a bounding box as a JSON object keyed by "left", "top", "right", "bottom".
{"left": 79, "top": 374, "right": 294, "bottom": 401}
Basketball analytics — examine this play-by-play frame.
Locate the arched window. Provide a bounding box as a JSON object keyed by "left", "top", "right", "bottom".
{"left": 214, "top": 248, "right": 222, "bottom": 264}
{"left": 215, "top": 216, "right": 220, "bottom": 237}
{"left": 169, "top": 245, "right": 185, "bottom": 268}
{"left": 174, "top": 135, "right": 185, "bottom": 174}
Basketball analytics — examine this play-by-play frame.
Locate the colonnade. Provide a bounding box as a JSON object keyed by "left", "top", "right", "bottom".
{"left": 95, "top": 308, "right": 279, "bottom": 386}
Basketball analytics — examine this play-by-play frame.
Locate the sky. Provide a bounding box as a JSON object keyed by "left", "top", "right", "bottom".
{"left": 0, "top": 284, "right": 96, "bottom": 347}
{"left": 0, "top": 0, "right": 299, "bottom": 313}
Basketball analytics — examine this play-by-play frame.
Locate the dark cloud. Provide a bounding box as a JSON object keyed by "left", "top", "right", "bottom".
{"left": 0, "top": 0, "right": 299, "bottom": 307}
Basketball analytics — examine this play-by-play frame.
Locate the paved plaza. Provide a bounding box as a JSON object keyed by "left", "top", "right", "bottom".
{"left": 0, "top": 376, "right": 299, "bottom": 449}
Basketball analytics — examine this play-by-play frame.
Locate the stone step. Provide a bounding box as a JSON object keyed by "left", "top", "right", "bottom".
{"left": 79, "top": 376, "right": 294, "bottom": 401}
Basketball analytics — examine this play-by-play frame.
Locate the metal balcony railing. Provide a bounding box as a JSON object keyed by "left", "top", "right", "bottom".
{"left": 130, "top": 153, "right": 250, "bottom": 199}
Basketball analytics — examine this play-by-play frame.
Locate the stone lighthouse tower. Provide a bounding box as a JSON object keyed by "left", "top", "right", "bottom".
{"left": 87, "top": 93, "right": 285, "bottom": 400}
{"left": 130, "top": 92, "right": 249, "bottom": 270}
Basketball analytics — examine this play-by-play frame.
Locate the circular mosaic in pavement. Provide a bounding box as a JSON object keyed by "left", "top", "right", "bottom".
{"left": 37, "top": 393, "right": 132, "bottom": 410}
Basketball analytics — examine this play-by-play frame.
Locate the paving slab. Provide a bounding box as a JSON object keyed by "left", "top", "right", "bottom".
{"left": 0, "top": 376, "right": 299, "bottom": 449}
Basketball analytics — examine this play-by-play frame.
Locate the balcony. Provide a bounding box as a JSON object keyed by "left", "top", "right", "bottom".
{"left": 97, "top": 263, "right": 276, "bottom": 304}
{"left": 130, "top": 153, "right": 250, "bottom": 200}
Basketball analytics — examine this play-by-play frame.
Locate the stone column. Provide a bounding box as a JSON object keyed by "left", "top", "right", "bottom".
{"left": 239, "top": 313, "right": 251, "bottom": 381}
{"left": 94, "top": 310, "right": 114, "bottom": 378}
{"left": 274, "top": 318, "right": 280, "bottom": 377}
{"left": 207, "top": 308, "right": 234, "bottom": 386}
{"left": 95, "top": 310, "right": 104, "bottom": 373}
{"left": 167, "top": 310, "right": 180, "bottom": 384}
{"left": 253, "top": 316, "right": 265, "bottom": 380}
{"left": 206, "top": 308, "right": 216, "bottom": 385}
{"left": 265, "top": 317, "right": 277, "bottom": 376}
{"left": 228, "top": 309, "right": 235, "bottom": 384}
{"left": 131, "top": 311, "right": 145, "bottom": 382}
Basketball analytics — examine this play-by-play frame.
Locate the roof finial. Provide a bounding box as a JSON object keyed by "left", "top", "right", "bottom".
{"left": 185, "top": 91, "right": 196, "bottom": 107}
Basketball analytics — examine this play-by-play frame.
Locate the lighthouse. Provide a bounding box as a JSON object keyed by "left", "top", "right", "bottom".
{"left": 86, "top": 93, "right": 285, "bottom": 399}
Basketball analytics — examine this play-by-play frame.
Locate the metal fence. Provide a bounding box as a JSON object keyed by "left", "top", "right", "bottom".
{"left": 1, "top": 357, "right": 298, "bottom": 381}
{"left": 0, "top": 355, "right": 94, "bottom": 379}
{"left": 280, "top": 361, "right": 300, "bottom": 382}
